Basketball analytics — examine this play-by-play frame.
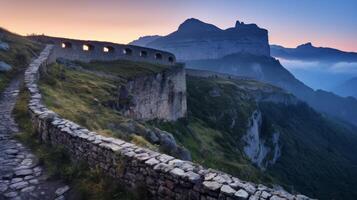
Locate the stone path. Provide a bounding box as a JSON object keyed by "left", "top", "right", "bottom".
{"left": 0, "top": 75, "right": 70, "bottom": 200}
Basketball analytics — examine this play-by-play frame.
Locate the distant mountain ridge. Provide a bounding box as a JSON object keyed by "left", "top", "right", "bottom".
{"left": 129, "top": 18, "right": 270, "bottom": 60}
{"left": 131, "top": 18, "right": 357, "bottom": 126}
{"left": 334, "top": 77, "right": 357, "bottom": 98}
{"left": 271, "top": 42, "right": 357, "bottom": 62}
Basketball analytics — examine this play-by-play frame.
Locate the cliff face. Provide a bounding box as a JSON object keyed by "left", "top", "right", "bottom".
{"left": 119, "top": 65, "right": 187, "bottom": 121}
{"left": 131, "top": 18, "right": 270, "bottom": 60}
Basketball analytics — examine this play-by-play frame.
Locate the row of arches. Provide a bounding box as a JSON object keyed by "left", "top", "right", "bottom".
{"left": 61, "top": 42, "right": 174, "bottom": 63}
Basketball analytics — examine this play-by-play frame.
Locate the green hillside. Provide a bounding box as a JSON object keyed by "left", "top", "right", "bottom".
{"left": 155, "top": 76, "right": 357, "bottom": 200}
{"left": 38, "top": 58, "right": 357, "bottom": 199}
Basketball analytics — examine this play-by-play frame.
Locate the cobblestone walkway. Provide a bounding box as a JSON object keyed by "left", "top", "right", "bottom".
{"left": 0, "top": 75, "right": 70, "bottom": 200}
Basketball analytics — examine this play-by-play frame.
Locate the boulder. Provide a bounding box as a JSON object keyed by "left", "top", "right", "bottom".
{"left": 0, "top": 41, "right": 9, "bottom": 51}
{"left": 0, "top": 61, "right": 12, "bottom": 72}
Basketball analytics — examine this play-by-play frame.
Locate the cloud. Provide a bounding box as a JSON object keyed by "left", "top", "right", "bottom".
{"left": 276, "top": 57, "right": 321, "bottom": 70}
{"left": 329, "top": 62, "right": 357, "bottom": 74}
{"left": 277, "top": 57, "right": 357, "bottom": 75}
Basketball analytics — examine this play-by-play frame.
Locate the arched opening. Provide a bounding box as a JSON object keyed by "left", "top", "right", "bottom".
{"left": 103, "top": 46, "right": 115, "bottom": 53}
{"left": 168, "top": 56, "right": 174, "bottom": 63}
{"left": 140, "top": 50, "right": 148, "bottom": 57}
{"left": 123, "top": 48, "right": 133, "bottom": 55}
{"left": 155, "top": 53, "right": 163, "bottom": 60}
{"left": 61, "top": 42, "right": 72, "bottom": 49}
{"left": 83, "top": 44, "right": 94, "bottom": 51}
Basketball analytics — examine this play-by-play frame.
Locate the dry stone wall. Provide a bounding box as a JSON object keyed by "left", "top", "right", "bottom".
{"left": 24, "top": 45, "right": 313, "bottom": 200}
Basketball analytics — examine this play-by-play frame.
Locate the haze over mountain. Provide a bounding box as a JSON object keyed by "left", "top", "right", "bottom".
{"left": 131, "top": 18, "right": 357, "bottom": 126}
{"left": 271, "top": 42, "right": 357, "bottom": 63}
{"left": 334, "top": 77, "right": 357, "bottom": 98}
{"left": 270, "top": 43, "right": 357, "bottom": 91}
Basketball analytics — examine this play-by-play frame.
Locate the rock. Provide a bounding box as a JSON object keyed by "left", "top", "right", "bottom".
{"left": 261, "top": 191, "right": 271, "bottom": 199}
{"left": 5, "top": 149, "right": 19, "bottom": 155}
{"left": 145, "top": 158, "right": 160, "bottom": 166}
{"left": 29, "top": 179, "right": 39, "bottom": 184}
{"left": 203, "top": 181, "right": 222, "bottom": 191}
{"left": 0, "top": 61, "right": 12, "bottom": 72}
{"left": 21, "top": 185, "right": 35, "bottom": 193}
{"left": 0, "top": 183, "right": 8, "bottom": 192}
{"left": 15, "top": 169, "right": 33, "bottom": 176}
{"left": 11, "top": 177, "right": 23, "bottom": 184}
{"left": 270, "top": 195, "right": 286, "bottom": 200}
{"left": 10, "top": 181, "right": 29, "bottom": 190}
{"left": 0, "top": 41, "right": 9, "bottom": 51}
{"left": 55, "top": 185, "right": 70, "bottom": 196}
{"left": 235, "top": 189, "right": 249, "bottom": 199}
{"left": 170, "top": 168, "right": 185, "bottom": 177}
{"left": 4, "top": 191, "right": 18, "bottom": 198}
{"left": 185, "top": 171, "right": 201, "bottom": 183}
{"left": 221, "top": 185, "right": 236, "bottom": 195}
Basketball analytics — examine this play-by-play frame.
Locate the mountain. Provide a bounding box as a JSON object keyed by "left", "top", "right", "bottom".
{"left": 186, "top": 53, "right": 357, "bottom": 126}
{"left": 271, "top": 42, "right": 357, "bottom": 62}
{"left": 129, "top": 18, "right": 270, "bottom": 60}
{"left": 155, "top": 73, "right": 357, "bottom": 200}
{"left": 129, "top": 35, "right": 162, "bottom": 47}
{"left": 131, "top": 18, "right": 357, "bottom": 126}
{"left": 333, "top": 77, "right": 357, "bottom": 98}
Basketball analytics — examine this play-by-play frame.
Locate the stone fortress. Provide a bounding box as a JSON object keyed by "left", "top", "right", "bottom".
{"left": 21, "top": 38, "right": 312, "bottom": 199}
{"left": 29, "top": 35, "right": 187, "bottom": 121}
{"left": 29, "top": 35, "right": 177, "bottom": 65}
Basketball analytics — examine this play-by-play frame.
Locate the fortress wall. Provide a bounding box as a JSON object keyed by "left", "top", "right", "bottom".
{"left": 29, "top": 36, "right": 176, "bottom": 66}
{"left": 24, "top": 45, "right": 311, "bottom": 200}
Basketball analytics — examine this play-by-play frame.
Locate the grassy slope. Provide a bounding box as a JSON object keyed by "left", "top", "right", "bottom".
{"left": 0, "top": 27, "right": 43, "bottom": 92}
{"left": 156, "top": 76, "right": 357, "bottom": 200}
{"left": 76, "top": 59, "right": 170, "bottom": 79}
{"left": 39, "top": 62, "right": 157, "bottom": 150}
{"left": 152, "top": 76, "right": 276, "bottom": 183}
{"left": 13, "top": 87, "right": 145, "bottom": 200}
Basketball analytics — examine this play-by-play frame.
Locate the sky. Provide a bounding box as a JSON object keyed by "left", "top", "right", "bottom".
{"left": 1, "top": 0, "right": 357, "bottom": 52}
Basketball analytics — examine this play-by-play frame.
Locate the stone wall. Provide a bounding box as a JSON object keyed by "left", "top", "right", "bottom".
{"left": 24, "top": 45, "right": 312, "bottom": 200}
{"left": 28, "top": 36, "right": 176, "bottom": 66}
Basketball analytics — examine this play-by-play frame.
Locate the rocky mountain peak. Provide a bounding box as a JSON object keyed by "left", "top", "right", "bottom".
{"left": 177, "top": 18, "right": 221, "bottom": 33}
{"left": 234, "top": 20, "right": 259, "bottom": 29}
{"left": 297, "top": 42, "right": 314, "bottom": 49}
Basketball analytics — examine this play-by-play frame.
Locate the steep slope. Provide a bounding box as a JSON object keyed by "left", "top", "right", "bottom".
{"left": 333, "top": 77, "right": 357, "bottom": 98}
{"left": 271, "top": 42, "right": 357, "bottom": 62}
{"left": 131, "top": 18, "right": 270, "bottom": 60}
{"left": 186, "top": 53, "right": 357, "bottom": 126}
{"left": 154, "top": 74, "right": 357, "bottom": 200}
{"left": 0, "top": 27, "right": 43, "bottom": 92}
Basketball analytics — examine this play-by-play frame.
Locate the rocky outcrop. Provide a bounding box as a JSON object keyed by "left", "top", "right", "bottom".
{"left": 119, "top": 65, "right": 187, "bottom": 121}
{"left": 130, "top": 18, "right": 270, "bottom": 60}
{"left": 25, "top": 45, "right": 312, "bottom": 200}
{"left": 0, "top": 40, "right": 9, "bottom": 51}
{"left": 0, "top": 61, "right": 12, "bottom": 72}
{"left": 242, "top": 110, "right": 281, "bottom": 170}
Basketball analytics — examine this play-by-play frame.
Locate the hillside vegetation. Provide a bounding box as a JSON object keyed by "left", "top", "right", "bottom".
{"left": 0, "top": 27, "right": 43, "bottom": 92}
{"left": 155, "top": 75, "right": 357, "bottom": 200}
{"left": 38, "top": 58, "right": 357, "bottom": 199}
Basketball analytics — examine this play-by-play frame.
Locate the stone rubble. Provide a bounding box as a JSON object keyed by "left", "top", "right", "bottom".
{"left": 22, "top": 44, "right": 315, "bottom": 199}
{"left": 0, "top": 47, "right": 70, "bottom": 199}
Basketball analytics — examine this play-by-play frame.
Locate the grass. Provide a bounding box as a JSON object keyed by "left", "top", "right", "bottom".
{"left": 13, "top": 86, "right": 147, "bottom": 200}
{"left": 0, "top": 27, "right": 43, "bottom": 92}
{"left": 76, "top": 59, "right": 173, "bottom": 79}
{"left": 39, "top": 62, "right": 158, "bottom": 151}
